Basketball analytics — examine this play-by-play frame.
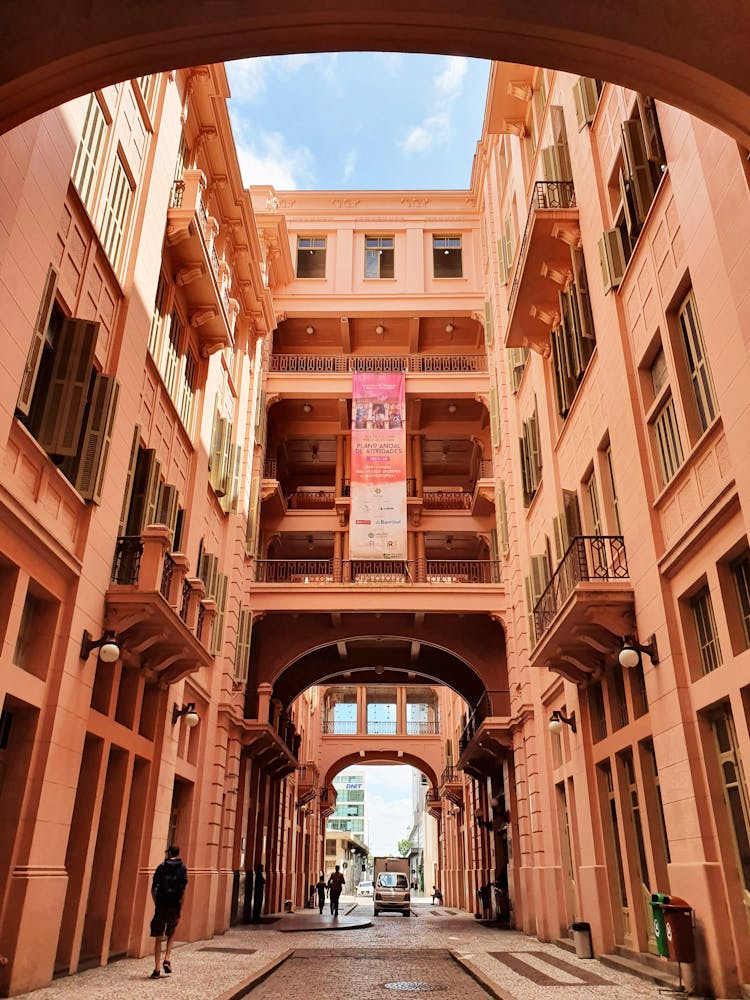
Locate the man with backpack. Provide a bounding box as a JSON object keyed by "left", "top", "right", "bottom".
{"left": 149, "top": 845, "right": 188, "bottom": 978}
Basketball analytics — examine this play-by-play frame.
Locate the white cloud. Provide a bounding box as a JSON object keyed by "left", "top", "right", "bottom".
{"left": 226, "top": 58, "right": 272, "bottom": 104}
{"left": 366, "top": 791, "right": 414, "bottom": 855}
{"left": 235, "top": 131, "right": 315, "bottom": 189}
{"left": 434, "top": 56, "right": 468, "bottom": 100}
{"left": 399, "top": 113, "right": 450, "bottom": 155}
{"left": 342, "top": 148, "right": 359, "bottom": 181}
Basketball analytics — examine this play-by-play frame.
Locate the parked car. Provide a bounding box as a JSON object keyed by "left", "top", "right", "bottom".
{"left": 356, "top": 880, "right": 374, "bottom": 896}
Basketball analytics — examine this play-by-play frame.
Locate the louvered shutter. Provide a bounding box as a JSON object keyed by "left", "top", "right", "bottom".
{"left": 143, "top": 453, "right": 162, "bottom": 528}
{"left": 552, "top": 514, "right": 566, "bottom": 562}
{"left": 598, "top": 230, "right": 627, "bottom": 292}
{"left": 37, "top": 318, "right": 98, "bottom": 456}
{"left": 636, "top": 94, "right": 665, "bottom": 164}
{"left": 572, "top": 78, "right": 600, "bottom": 130}
{"left": 17, "top": 265, "right": 58, "bottom": 415}
{"left": 155, "top": 484, "right": 180, "bottom": 541}
{"left": 541, "top": 144, "right": 572, "bottom": 183}
{"left": 571, "top": 247, "right": 595, "bottom": 341}
{"left": 621, "top": 118, "right": 655, "bottom": 226}
{"left": 483, "top": 300, "right": 494, "bottom": 347}
{"left": 618, "top": 168, "right": 639, "bottom": 240}
{"left": 497, "top": 239, "right": 508, "bottom": 286}
{"left": 524, "top": 575, "right": 537, "bottom": 645}
{"left": 212, "top": 573, "right": 228, "bottom": 655}
{"left": 75, "top": 373, "right": 119, "bottom": 503}
{"left": 497, "top": 481, "right": 509, "bottom": 555}
{"left": 550, "top": 328, "right": 571, "bottom": 417}
{"left": 208, "top": 403, "right": 220, "bottom": 472}
{"left": 530, "top": 404, "right": 542, "bottom": 485}
{"left": 234, "top": 608, "right": 252, "bottom": 684}
{"left": 222, "top": 443, "right": 242, "bottom": 513}
{"left": 118, "top": 425, "right": 141, "bottom": 535}
{"left": 503, "top": 217, "right": 514, "bottom": 275}
{"left": 489, "top": 381, "right": 500, "bottom": 449}
{"left": 210, "top": 418, "right": 229, "bottom": 493}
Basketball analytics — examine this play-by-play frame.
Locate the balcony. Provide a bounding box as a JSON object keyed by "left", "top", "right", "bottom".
{"left": 530, "top": 535, "right": 635, "bottom": 685}
{"left": 241, "top": 718, "right": 299, "bottom": 778}
{"left": 254, "top": 558, "right": 501, "bottom": 585}
{"left": 505, "top": 181, "right": 580, "bottom": 354}
{"left": 438, "top": 765, "right": 464, "bottom": 806}
{"left": 269, "top": 353, "right": 487, "bottom": 373}
{"left": 166, "top": 168, "right": 239, "bottom": 355}
{"left": 457, "top": 692, "right": 514, "bottom": 779}
{"left": 425, "top": 786, "right": 443, "bottom": 819}
{"left": 296, "top": 762, "right": 321, "bottom": 806}
{"left": 105, "top": 525, "right": 215, "bottom": 684}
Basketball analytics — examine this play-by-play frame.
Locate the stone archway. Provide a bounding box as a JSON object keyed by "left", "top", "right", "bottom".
{"left": 246, "top": 611, "right": 508, "bottom": 716}
{"left": 323, "top": 751, "right": 440, "bottom": 791}
{"left": 2, "top": 1, "right": 750, "bottom": 142}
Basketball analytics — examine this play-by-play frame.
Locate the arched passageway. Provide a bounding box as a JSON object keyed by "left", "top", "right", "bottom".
{"left": 2, "top": 0, "right": 750, "bottom": 142}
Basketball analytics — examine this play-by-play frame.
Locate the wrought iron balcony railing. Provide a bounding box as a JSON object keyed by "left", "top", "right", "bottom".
{"left": 507, "top": 180, "right": 577, "bottom": 317}
{"left": 322, "top": 720, "right": 357, "bottom": 735}
{"left": 533, "top": 535, "right": 629, "bottom": 641}
{"left": 440, "top": 765, "right": 461, "bottom": 785}
{"left": 367, "top": 721, "right": 398, "bottom": 735}
{"left": 253, "top": 559, "right": 502, "bottom": 585}
{"left": 459, "top": 691, "right": 491, "bottom": 752}
{"left": 111, "top": 535, "right": 144, "bottom": 585}
{"left": 406, "top": 720, "right": 440, "bottom": 735}
{"left": 269, "top": 353, "right": 488, "bottom": 374}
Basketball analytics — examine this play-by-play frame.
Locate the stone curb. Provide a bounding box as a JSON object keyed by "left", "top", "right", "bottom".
{"left": 214, "top": 949, "right": 293, "bottom": 1000}
{"left": 450, "top": 952, "right": 518, "bottom": 1000}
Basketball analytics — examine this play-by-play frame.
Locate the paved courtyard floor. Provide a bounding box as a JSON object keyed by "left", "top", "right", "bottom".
{"left": 13, "top": 898, "right": 676, "bottom": 1000}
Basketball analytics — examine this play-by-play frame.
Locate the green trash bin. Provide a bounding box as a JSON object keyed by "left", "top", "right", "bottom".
{"left": 650, "top": 893, "right": 670, "bottom": 957}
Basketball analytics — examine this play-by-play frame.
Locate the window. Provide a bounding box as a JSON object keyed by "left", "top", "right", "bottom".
{"left": 178, "top": 348, "right": 198, "bottom": 431}
{"left": 732, "top": 553, "right": 750, "bottom": 647}
{"left": 678, "top": 290, "right": 717, "bottom": 432}
{"left": 550, "top": 248, "right": 596, "bottom": 418}
{"left": 710, "top": 707, "right": 750, "bottom": 899}
{"left": 71, "top": 95, "right": 108, "bottom": 211}
{"left": 620, "top": 96, "right": 666, "bottom": 240}
{"left": 605, "top": 445, "right": 622, "bottom": 533}
{"left": 100, "top": 155, "right": 133, "bottom": 269}
{"left": 365, "top": 236, "right": 394, "bottom": 278}
{"left": 691, "top": 586, "right": 723, "bottom": 674}
{"left": 498, "top": 215, "right": 516, "bottom": 285}
{"left": 508, "top": 347, "right": 528, "bottom": 393}
{"left": 584, "top": 469, "right": 602, "bottom": 536}
{"left": 652, "top": 396, "right": 684, "bottom": 486}
{"left": 162, "top": 309, "right": 182, "bottom": 397}
{"left": 148, "top": 272, "right": 168, "bottom": 358}
{"left": 16, "top": 278, "right": 119, "bottom": 503}
{"left": 433, "top": 235, "right": 462, "bottom": 278}
{"left": 296, "top": 237, "right": 326, "bottom": 278}
{"left": 519, "top": 400, "right": 542, "bottom": 506}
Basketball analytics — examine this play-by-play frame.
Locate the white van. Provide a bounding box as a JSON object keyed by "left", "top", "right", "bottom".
{"left": 372, "top": 857, "right": 411, "bottom": 916}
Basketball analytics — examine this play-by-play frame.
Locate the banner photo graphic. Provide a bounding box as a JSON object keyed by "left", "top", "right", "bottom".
{"left": 350, "top": 371, "right": 407, "bottom": 560}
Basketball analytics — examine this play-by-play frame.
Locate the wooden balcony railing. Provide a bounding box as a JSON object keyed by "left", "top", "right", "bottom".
{"left": 507, "top": 180, "right": 577, "bottom": 317}
{"left": 533, "top": 535, "right": 629, "bottom": 640}
{"left": 254, "top": 559, "right": 502, "bottom": 584}
{"left": 269, "top": 353, "right": 488, "bottom": 373}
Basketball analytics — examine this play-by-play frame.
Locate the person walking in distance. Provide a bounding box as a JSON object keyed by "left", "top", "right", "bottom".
{"left": 149, "top": 846, "right": 188, "bottom": 979}
{"left": 315, "top": 871, "right": 327, "bottom": 914}
{"left": 327, "top": 865, "right": 346, "bottom": 916}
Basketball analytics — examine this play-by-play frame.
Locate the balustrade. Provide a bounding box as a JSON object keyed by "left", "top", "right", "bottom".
{"left": 423, "top": 491, "right": 473, "bottom": 511}
{"left": 253, "top": 558, "right": 501, "bottom": 585}
{"left": 406, "top": 720, "right": 440, "bottom": 735}
{"left": 160, "top": 552, "right": 175, "bottom": 600}
{"left": 111, "top": 535, "right": 144, "bottom": 585}
{"left": 533, "top": 535, "right": 629, "bottom": 640}
{"left": 322, "top": 720, "right": 357, "bottom": 735}
{"left": 269, "top": 353, "right": 488, "bottom": 373}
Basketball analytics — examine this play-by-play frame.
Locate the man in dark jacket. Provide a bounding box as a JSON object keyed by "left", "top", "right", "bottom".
{"left": 149, "top": 845, "right": 188, "bottom": 978}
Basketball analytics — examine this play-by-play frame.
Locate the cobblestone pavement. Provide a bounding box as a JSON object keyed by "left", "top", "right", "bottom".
{"left": 11, "top": 897, "right": 670, "bottom": 1000}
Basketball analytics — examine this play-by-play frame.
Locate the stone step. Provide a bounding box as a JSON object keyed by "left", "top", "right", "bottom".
{"left": 555, "top": 938, "right": 683, "bottom": 992}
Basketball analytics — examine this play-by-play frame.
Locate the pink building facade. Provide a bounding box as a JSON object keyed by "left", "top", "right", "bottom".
{"left": 0, "top": 56, "right": 749, "bottom": 999}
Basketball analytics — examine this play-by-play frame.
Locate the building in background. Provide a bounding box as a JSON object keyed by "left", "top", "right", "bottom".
{"left": 0, "top": 53, "right": 749, "bottom": 1000}
{"left": 329, "top": 769, "right": 366, "bottom": 843}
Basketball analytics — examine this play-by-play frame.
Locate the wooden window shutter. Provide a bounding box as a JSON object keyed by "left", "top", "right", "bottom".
{"left": 37, "top": 318, "right": 98, "bottom": 456}
{"left": 234, "top": 608, "right": 252, "bottom": 684}
{"left": 489, "top": 381, "right": 500, "bottom": 449}
{"left": 636, "top": 94, "right": 665, "bottom": 164}
{"left": 563, "top": 488, "right": 583, "bottom": 538}
{"left": 17, "top": 265, "right": 59, "bottom": 416}
{"left": 497, "top": 480, "right": 510, "bottom": 555}
{"left": 143, "top": 453, "right": 162, "bottom": 528}
{"left": 212, "top": 573, "right": 228, "bottom": 655}
{"left": 572, "top": 77, "right": 600, "bottom": 130}
{"left": 571, "top": 247, "right": 595, "bottom": 341}
{"left": 75, "top": 373, "right": 120, "bottom": 503}
{"left": 621, "top": 118, "right": 655, "bottom": 225}
{"left": 598, "top": 229, "right": 627, "bottom": 292}
{"left": 483, "top": 300, "right": 494, "bottom": 347}
{"left": 155, "top": 483, "right": 180, "bottom": 540}
{"left": 530, "top": 403, "right": 542, "bottom": 484}
{"left": 208, "top": 401, "right": 220, "bottom": 472}
{"left": 118, "top": 425, "right": 141, "bottom": 535}
{"left": 519, "top": 436, "right": 531, "bottom": 506}
{"left": 618, "top": 167, "right": 639, "bottom": 240}
{"left": 550, "top": 327, "right": 572, "bottom": 417}
{"left": 552, "top": 514, "right": 566, "bottom": 562}
{"left": 503, "top": 216, "right": 515, "bottom": 274}
{"left": 497, "top": 239, "right": 508, "bottom": 286}
{"left": 210, "top": 418, "right": 229, "bottom": 493}
{"left": 222, "top": 443, "right": 242, "bottom": 513}
{"left": 524, "top": 575, "right": 537, "bottom": 645}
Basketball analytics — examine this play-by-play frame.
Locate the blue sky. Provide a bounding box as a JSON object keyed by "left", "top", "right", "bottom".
{"left": 225, "top": 53, "right": 490, "bottom": 191}
{"left": 358, "top": 765, "right": 415, "bottom": 855}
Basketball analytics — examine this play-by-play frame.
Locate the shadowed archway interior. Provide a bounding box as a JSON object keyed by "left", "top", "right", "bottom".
{"left": 2, "top": 0, "right": 750, "bottom": 142}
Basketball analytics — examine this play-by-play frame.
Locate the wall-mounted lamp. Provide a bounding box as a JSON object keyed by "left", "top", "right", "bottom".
{"left": 445, "top": 322, "right": 455, "bottom": 335}
{"left": 447, "top": 402, "right": 457, "bottom": 414}
{"left": 548, "top": 709, "right": 576, "bottom": 735}
{"left": 80, "top": 629, "right": 120, "bottom": 662}
{"left": 302, "top": 401, "right": 313, "bottom": 414}
{"left": 172, "top": 702, "right": 200, "bottom": 728}
{"left": 475, "top": 808, "right": 493, "bottom": 831}
{"left": 305, "top": 324, "right": 315, "bottom": 335}
{"left": 374, "top": 323, "right": 385, "bottom": 335}
{"left": 619, "top": 635, "right": 659, "bottom": 668}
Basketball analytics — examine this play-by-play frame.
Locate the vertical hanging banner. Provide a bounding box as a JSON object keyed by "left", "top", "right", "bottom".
{"left": 350, "top": 371, "right": 407, "bottom": 559}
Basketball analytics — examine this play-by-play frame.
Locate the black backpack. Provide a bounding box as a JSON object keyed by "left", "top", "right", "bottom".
{"left": 158, "top": 860, "right": 185, "bottom": 901}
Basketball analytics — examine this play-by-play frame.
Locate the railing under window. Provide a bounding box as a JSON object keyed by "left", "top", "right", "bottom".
{"left": 160, "top": 552, "right": 175, "bottom": 600}
{"left": 508, "top": 180, "right": 577, "bottom": 317}
{"left": 111, "top": 535, "right": 144, "bottom": 585}
{"left": 406, "top": 720, "right": 440, "bottom": 735}
{"left": 367, "top": 721, "right": 398, "bottom": 735}
{"left": 269, "top": 353, "right": 488, "bottom": 374}
{"left": 533, "top": 535, "right": 629, "bottom": 641}
{"left": 287, "top": 490, "right": 336, "bottom": 510}
{"left": 441, "top": 765, "right": 461, "bottom": 785}
{"left": 423, "top": 491, "right": 473, "bottom": 511}
{"left": 322, "top": 720, "right": 357, "bottom": 735}
{"left": 459, "top": 691, "right": 491, "bottom": 752}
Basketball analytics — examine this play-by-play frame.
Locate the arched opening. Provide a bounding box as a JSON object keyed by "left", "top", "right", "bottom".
{"left": 2, "top": 1, "right": 750, "bottom": 143}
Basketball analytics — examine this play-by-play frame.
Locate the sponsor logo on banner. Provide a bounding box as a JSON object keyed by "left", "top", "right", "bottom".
{"left": 349, "top": 372, "right": 407, "bottom": 559}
